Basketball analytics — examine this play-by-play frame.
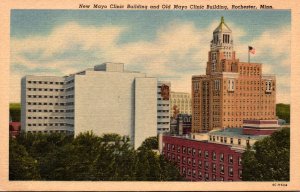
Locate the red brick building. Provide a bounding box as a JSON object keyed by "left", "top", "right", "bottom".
{"left": 192, "top": 17, "right": 276, "bottom": 133}
{"left": 9, "top": 122, "right": 21, "bottom": 137}
{"left": 162, "top": 135, "right": 242, "bottom": 181}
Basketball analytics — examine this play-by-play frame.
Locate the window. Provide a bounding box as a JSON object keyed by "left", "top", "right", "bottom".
{"left": 205, "top": 161, "right": 209, "bottom": 170}
{"left": 229, "top": 167, "right": 233, "bottom": 177}
{"left": 188, "top": 147, "right": 191, "bottom": 154}
{"left": 228, "top": 79, "right": 235, "bottom": 92}
{"left": 192, "top": 169, "right": 196, "bottom": 178}
{"left": 205, "top": 173, "right": 209, "bottom": 181}
{"left": 177, "top": 156, "right": 180, "bottom": 163}
{"left": 212, "top": 152, "right": 216, "bottom": 160}
{"left": 192, "top": 159, "right": 196, "bottom": 167}
{"left": 220, "top": 153, "right": 224, "bottom": 162}
{"left": 228, "top": 155, "right": 233, "bottom": 164}
{"left": 182, "top": 146, "right": 186, "bottom": 154}
{"left": 220, "top": 164, "right": 224, "bottom": 174}
{"left": 192, "top": 148, "right": 196, "bottom": 156}
{"left": 238, "top": 139, "right": 241, "bottom": 145}
{"left": 167, "top": 144, "right": 170, "bottom": 151}
{"left": 246, "top": 139, "right": 250, "bottom": 145}
{"left": 266, "top": 80, "right": 272, "bottom": 93}
{"left": 214, "top": 80, "right": 220, "bottom": 90}
{"left": 205, "top": 151, "right": 209, "bottom": 159}
{"left": 230, "top": 138, "right": 233, "bottom": 144}
{"left": 239, "top": 169, "right": 242, "bottom": 178}
{"left": 188, "top": 158, "right": 191, "bottom": 165}
{"left": 198, "top": 160, "right": 202, "bottom": 168}
{"left": 238, "top": 156, "right": 242, "bottom": 166}
{"left": 212, "top": 163, "right": 216, "bottom": 173}
{"left": 198, "top": 149, "right": 202, "bottom": 157}
{"left": 198, "top": 171, "right": 202, "bottom": 179}
{"left": 182, "top": 156, "right": 186, "bottom": 164}
{"left": 212, "top": 174, "right": 216, "bottom": 181}
{"left": 187, "top": 169, "right": 191, "bottom": 176}
{"left": 177, "top": 146, "right": 181, "bottom": 153}
{"left": 172, "top": 154, "right": 175, "bottom": 161}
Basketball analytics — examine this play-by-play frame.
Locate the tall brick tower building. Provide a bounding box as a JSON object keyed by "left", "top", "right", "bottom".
{"left": 192, "top": 17, "right": 276, "bottom": 133}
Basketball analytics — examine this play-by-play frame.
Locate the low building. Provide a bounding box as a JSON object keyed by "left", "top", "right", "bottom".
{"left": 160, "top": 121, "right": 279, "bottom": 181}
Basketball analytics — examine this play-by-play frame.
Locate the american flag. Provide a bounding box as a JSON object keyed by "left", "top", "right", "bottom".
{"left": 248, "top": 46, "right": 256, "bottom": 54}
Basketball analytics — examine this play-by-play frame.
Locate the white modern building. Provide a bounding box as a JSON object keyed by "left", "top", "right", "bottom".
{"left": 170, "top": 92, "right": 192, "bottom": 117}
{"left": 157, "top": 81, "right": 171, "bottom": 133}
{"left": 21, "top": 63, "right": 157, "bottom": 149}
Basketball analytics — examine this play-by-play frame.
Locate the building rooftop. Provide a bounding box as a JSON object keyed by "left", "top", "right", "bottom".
{"left": 213, "top": 16, "right": 232, "bottom": 33}
{"left": 209, "top": 128, "right": 269, "bottom": 140}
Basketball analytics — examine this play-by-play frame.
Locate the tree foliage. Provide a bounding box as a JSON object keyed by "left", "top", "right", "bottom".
{"left": 10, "top": 133, "right": 183, "bottom": 181}
{"left": 242, "top": 128, "right": 290, "bottom": 181}
{"left": 276, "top": 103, "right": 290, "bottom": 123}
{"left": 9, "top": 103, "right": 21, "bottom": 122}
{"left": 138, "top": 136, "right": 158, "bottom": 150}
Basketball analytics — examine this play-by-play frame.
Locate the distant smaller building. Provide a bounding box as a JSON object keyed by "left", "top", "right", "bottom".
{"left": 170, "top": 92, "right": 191, "bottom": 118}
{"left": 9, "top": 122, "right": 21, "bottom": 137}
{"left": 170, "top": 114, "right": 192, "bottom": 135}
{"left": 157, "top": 81, "right": 171, "bottom": 133}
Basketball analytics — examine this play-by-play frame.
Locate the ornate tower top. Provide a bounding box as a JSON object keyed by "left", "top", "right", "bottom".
{"left": 207, "top": 17, "right": 236, "bottom": 74}
{"left": 211, "top": 16, "right": 233, "bottom": 51}
{"left": 213, "top": 16, "right": 232, "bottom": 34}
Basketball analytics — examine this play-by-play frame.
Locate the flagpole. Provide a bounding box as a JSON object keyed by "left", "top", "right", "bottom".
{"left": 248, "top": 46, "right": 250, "bottom": 63}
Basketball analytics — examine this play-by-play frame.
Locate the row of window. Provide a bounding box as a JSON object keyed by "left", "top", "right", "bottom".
{"left": 27, "top": 88, "right": 64, "bottom": 92}
{"left": 158, "top": 110, "right": 169, "bottom": 112}
{"left": 157, "top": 104, "right": 170, "bottom": 106}
{"left": 66, "top": 79, "right": 74, "bottom": 85}
{"left": 28, "top": 95, "right": 64, "bottom": 99}
{"left": 157, "top": 122, "right": 170, "bottom": 125}
{"left": 181, "top": 167, "right": 242, "bottom": 180}
{"left": 209, "top": 135, "right": 249, "bottom": 146}
{"left": 28, "top": 123, "right": 66, "bottom": 127}
{"left": 157, "top": 116, "right": 169, "bottom": 118}
{"left": 28, "top": 109, "right": 65, "bottom": 113}
{"left": 28, "top": 116, "right": 65, "bottom": 120}
{"left": 66, "top": 87, "right": 74, "bottom": 92}
{"left": 27, "top": 81, "right": 64, "bottom": 85}
{"left": 165, "top": 144, "right": 241, "bottom": 165}
{"left": 27, "top": 130, "right": 71, "bottom": 134}
{"left": 27, "top": 102, "right": 65, "bottom": 106}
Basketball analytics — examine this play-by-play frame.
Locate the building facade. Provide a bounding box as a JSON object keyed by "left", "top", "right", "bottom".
{"left": 161, "top": 124, "right": 273, "bottom": 181}
{"left": 170, "top": 114, "right": 192, "bottom": 135}
{"left": 192, "top": 17, "right": 276, "bottom": 133}
{"left": 170, "top": 92, "right": 192, "bottom": 118}
{"left": 162, "top": 134, "right": 243, "bottom": 181}
{"left": 157, "top": 81, "right": 171, "bottom": 133}
{"left": 21, "top": 63, "right": 157, "bottom": 149}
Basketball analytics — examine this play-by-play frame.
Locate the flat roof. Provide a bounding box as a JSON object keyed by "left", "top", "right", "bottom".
{"left": 209, "top": 128, "right": 269, "bottom": 140}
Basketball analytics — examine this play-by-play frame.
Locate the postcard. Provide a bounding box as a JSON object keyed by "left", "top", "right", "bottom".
{"left": 0, "top": 0, "right": 299, "bottom": 191}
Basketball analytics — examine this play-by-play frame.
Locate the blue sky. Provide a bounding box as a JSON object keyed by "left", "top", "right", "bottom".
{"left": 10, "top": 10, "right": 291, "bottom": 103}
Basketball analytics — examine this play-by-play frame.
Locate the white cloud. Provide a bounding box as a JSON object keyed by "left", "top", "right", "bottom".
{"left": 10, "top": 20, "right": 290, "bottom": 104}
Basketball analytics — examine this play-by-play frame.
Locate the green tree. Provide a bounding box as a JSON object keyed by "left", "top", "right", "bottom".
{"left": 138, "top": 136, "right": 158, "bottom": 150}
{"left": 242, "top": 128, "right": 290, "bottom": 181}
{"left": 9, "top": 138, "right": 40, "bottom": 180}
{"left": 276, "top": 103, "right": 290, "bottom": 123}
{"left": 9, "top": 103, "right": 21, "bottom": 122}
{"left": 10, "top": 132, "right": 184, "bottom": 181}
